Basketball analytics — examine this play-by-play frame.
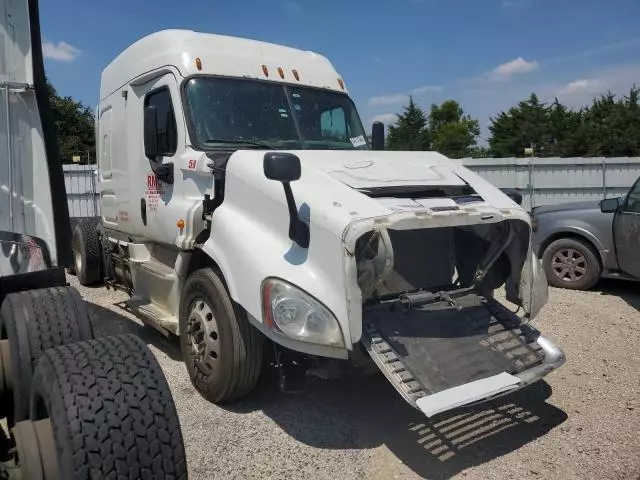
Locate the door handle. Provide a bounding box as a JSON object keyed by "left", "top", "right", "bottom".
{"left": 140, "top": 198, "right": 147, "bottom": 226}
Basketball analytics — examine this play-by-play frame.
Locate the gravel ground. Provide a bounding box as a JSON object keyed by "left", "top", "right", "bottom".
{"left": 68, "top": 275, "right": 640, "bottom": 480}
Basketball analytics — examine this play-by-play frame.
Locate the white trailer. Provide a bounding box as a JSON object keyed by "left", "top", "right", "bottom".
{"left": 0, "top": 2, "right": 187, "bottom": 478}
{"left": 73, "top": 29, "right": 565, "bottom": 417}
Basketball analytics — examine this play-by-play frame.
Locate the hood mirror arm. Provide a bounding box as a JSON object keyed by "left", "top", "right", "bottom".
{"left": 282, "top": 182, "right": 310, "bottom": 249}
{"left": 263, "top": 152, "right": 310, "bottom": 249}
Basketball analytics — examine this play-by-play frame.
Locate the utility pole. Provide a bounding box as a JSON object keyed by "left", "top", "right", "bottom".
{"left": 524, "top": 143, "right": 535, "bottom": 209}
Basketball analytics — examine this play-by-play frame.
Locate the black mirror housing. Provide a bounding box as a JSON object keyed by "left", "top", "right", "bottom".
{"left": 263, "top": 152, "right": 309, "bottom": 248}
{"left": 144, "top": 105, "right": 159, "bottom": 159}
{"left": 600, "top": 197, "right": 620, "bottom": 213}
{"left": 500, "top": 188, "right": 523, "bottom": 206}
{"left": 371, "top": 121, "right": 385, "bottom": 151}
{"left": 263, "top": 152, "right": 301, "bottom": 182}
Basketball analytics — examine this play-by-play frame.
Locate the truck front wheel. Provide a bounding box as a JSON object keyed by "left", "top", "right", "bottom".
{"left": 179, "top": 268, "right": 263, "bottom": 403}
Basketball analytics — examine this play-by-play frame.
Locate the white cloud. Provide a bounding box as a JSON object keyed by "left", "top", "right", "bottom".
{"left": 42, "top": 40, "right": 81, "bottom": 62}
{"left": 411, "top": 85, "right": 443, "bottom": 94}
{"left": 491, "top": 57, "right": 538, "bottom": 79}
{"left": 372, "top": 113, "right": 398, "bottom": 125}
{"left": 556, "top": 79, "right": 609, "bottom": 96}
{"left": 368, "top": 93, "right": 410, "bottom": 106}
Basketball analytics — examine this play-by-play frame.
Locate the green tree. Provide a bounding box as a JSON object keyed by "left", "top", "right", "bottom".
{"left": 428, "top": 100, "right": 480, "bottom": 158}
{"left": 579, "top": 87, "right": 640, "bottom": 156}
{"left": 489, "top": 93, "right": 550, "bottom": 157}
{"left": 385, "top": 97, "right": 430, "bottom": 150}
{"left": 46, "top": 78, "right": 96, "bottom": 164}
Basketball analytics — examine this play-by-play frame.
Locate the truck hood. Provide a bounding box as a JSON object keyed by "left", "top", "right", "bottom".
{"left": 294, "top": 150, "right": 467, "bottom": 189}
{"left": 219, "top": 149, "right": 530, "bottom": 244}
{"left": 290, "top": 150, "right": 523, "bottom": 214}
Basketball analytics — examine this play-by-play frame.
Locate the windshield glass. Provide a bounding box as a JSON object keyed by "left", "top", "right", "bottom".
{"left": 183, "top": 77, "right": 369, "bottom": 150}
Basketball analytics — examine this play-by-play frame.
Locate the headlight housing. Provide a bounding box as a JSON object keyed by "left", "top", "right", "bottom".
{"left": 262, "top": 278, "right": 344, "bottom": 347}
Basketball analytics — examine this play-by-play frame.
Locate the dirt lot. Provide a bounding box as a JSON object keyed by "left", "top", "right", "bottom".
{"left": 69, "top": 275, "right": 640, "bottom": 480}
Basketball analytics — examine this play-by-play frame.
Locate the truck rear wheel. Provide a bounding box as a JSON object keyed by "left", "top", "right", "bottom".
{"left": 179, "top": 268, "right": 263, "bottom": 403}
{"left": 27, "top": 335, "right": 187, "bottom": 479}
{"left": 0, "top": 286, "right": 94, "bottom": 422}
{"left": 72, "top": 219, "right": 102, "bottom": 286}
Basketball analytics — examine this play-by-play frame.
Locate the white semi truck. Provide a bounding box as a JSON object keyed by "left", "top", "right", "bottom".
{"left": 73, "top": 29, "right": 565, "bottom": 418}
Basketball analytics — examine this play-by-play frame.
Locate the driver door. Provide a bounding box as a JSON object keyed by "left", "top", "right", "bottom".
{"left": 613, "top": 177, "right": 640, "bottom": 278}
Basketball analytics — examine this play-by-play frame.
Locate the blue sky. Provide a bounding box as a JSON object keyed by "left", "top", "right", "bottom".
{"left": 42, "top": 0, "right": 640, "bottom": 142}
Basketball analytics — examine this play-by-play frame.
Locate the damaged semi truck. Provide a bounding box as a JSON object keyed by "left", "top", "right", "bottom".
{"left": 72, "top": 29, "right": 565, "bottom": 418}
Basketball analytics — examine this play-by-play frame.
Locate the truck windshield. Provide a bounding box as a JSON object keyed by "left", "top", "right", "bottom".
{"left": 183, "top": 77, "right": 369, "bottom": 151}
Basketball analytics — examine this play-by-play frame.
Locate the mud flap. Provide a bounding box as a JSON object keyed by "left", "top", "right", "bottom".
{"left": 362, "top": 293, "right": 547, "bottom": 417}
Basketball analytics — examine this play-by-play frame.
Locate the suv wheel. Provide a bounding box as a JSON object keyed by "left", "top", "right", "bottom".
{"left": 542, "top": 237, "right": 601, "bottom": 290}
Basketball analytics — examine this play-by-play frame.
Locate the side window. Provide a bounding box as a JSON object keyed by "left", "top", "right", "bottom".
{"left": 320, "top": 107, "right": 347, "bottom": 141}
{"left": 624, "top": 179, "right": 640, "bottom": 213}
{"left": 144, "top": 88, "right": 177, "bottom": 156}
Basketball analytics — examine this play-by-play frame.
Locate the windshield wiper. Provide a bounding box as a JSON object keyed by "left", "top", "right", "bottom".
{"left": 204, "top": 139, "right": 275, "bottom": 149}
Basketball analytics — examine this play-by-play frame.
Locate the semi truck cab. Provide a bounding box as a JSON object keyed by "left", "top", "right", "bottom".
{"left": 83, "top": 29, "right": 565, "bottom": 418}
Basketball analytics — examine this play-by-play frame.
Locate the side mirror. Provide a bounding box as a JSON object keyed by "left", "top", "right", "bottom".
{"left": 500, "top": 188, "right": 523, "bottom": 206}
{"left": 144, "top": 105, "right": 159, "bottom": 159}
{"left": 264, "top": 152, "right": 301, "bottom": 182}
{"left": 371, "top": 121, "right": 385, "bottom": 151}
{"left": 263, "top": 152, "right": 309, "bottom": 249}
{"left": 600, "top": 197, "right": 620, "bottom": 213}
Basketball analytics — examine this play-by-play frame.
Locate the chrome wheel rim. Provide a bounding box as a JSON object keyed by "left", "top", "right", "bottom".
{"left": 187, "top": 299, "right": 220, "bottom": 374}
{"left": 73, "top": 234, "right": 82, "bottom": 273}
{"left": 551, "top": 248, "right": 587, "bottom": 282}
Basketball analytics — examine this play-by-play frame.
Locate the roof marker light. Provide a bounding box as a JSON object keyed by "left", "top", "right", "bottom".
{"left": 262, "top": 64, "right": 269, "bottom": 77}
{"left": 292, "top": 69, "right": 300, "bottom": 81}
{"left": 337, "top": 78, "right": 345, "bottom": 90}
{"left": 195, "top": 57, "right": 202, "bottom": 71}
{"left": 277, "top": 67, "right": 285, "bottom": 79}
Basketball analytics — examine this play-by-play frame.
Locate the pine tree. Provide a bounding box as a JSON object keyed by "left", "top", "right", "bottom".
{"left": 428, "top": 100, "right": 480, "bottom": 158}
{"left": 385, "top": 97, "right": 430, "bottom": 150}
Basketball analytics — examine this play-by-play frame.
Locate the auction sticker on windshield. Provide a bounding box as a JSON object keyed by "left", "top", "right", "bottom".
{"left": 350, "top": 135, "right": 366, "bottom": 147}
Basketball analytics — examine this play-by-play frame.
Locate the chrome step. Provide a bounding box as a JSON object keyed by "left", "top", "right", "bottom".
{"left": 124, "top": 296, "right": 178, "bottom": 335}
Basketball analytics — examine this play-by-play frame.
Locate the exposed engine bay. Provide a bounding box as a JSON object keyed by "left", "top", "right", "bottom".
{"left": 355, "top": 219, "right": 531, "bottom": 304}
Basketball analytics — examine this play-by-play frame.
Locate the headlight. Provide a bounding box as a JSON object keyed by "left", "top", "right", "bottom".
{"left": 262, "top": 278, "right": 344, "bottom": 347}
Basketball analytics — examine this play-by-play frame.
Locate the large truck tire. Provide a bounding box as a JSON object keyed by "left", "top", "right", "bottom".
{"left": 72, "top": 219, "right": 103, "bottom": 286}
{"left": 0, "top": 286, "right": 94, "bottom": 422}
{"left": 27, "top": 335, "right": 187, "bottom": 479}
{"left": 179, "top": 268, "right": 263, "bottom": 403}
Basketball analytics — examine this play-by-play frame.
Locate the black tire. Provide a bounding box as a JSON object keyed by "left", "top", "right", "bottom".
{"left": 542, "top": 237, "right": 601, "bottom": 290}
{"left": 0, "top": 286, "right": 94, "bottom": 422}
{"left": 179, "top": 268, "right": 263, "bottom": 403}
{"left": 29, "top": 335, "right": 187, "bottom": 479}
{"left": 72, "top": 219, "right": 102, "bottom": 286}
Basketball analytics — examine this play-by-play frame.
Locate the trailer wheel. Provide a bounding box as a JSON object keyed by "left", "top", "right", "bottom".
{"left": 72, "top": 219, "right": 102, "bottom": 286}
{"left": 25, "top": 335, "right": 187, "bottom": 479}
{"left": 179, "top": 268, "right": 263, "bottom": 403}
{"left": 0, "top": 286, "right": 93, "bottom": 422}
